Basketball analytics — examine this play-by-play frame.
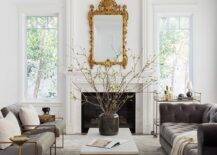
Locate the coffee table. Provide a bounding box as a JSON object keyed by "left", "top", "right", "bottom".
{"left": 80, "top": 128, "right": 139, "bottom": 155}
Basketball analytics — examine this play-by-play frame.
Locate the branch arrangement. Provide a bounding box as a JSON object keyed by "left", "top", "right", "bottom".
{"left": 68, "top": 47, "right": 157, "bottom": 115}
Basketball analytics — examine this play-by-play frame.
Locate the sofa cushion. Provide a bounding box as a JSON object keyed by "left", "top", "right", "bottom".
{"left": 1, "top": 104, "right": 22, "bottom": 130}
{"left": 208, "top": 105, "right": 217, "bottom": 123}
{"left": 202, "top": 104, "right": 215, "bottom": 123}
{"left": 160, "top": 104, "right": 207, "bottom": 124}
{"left": 160, "top": 123, "right": 198, "bottom": 145}
{"left": 1, "top": 104, "right": 22, "bottom": 118}
{"left": 0, "top": 132, "right": 55, "bottom": 155}
{"left": 19, "top": 105, "right": 40, "bottom": 130}
{"left": 210, "top": 113, "right": 217, "bottom": 123}
{"left": 0, "top": 112, "right": 21, "bottom": 149}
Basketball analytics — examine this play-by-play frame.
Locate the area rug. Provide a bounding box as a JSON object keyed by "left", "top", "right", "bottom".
{"left": 48, "top": 135, "right": 165, "bottom": 155}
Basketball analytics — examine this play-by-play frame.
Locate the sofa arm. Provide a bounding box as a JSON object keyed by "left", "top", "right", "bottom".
{"left": 22, "top": 125, "right": 58, "bottom": 137}
{"left": 160, "top": 103, "right": 205, "bottom": 124}
{"left": 198, "top": 123, "right": 217, "bottom": 155}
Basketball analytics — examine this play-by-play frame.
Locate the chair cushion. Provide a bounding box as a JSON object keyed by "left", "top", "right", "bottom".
{"left": 160, "top": 123, "right": 198, "bottom": 145}
{"left": 1, "top": 104, "right": 21, "bottom": 118}
{"left": 19, "top": 105, "right": 40, "bottom": 130}
{"left": 0, "top": 132, "right": 55, "bottom": 155}
{"left": 1, "top": 104, "right": 23, "bottom": 130}
{"left": 0, "top": 112, "right": 21, "bottom": 149}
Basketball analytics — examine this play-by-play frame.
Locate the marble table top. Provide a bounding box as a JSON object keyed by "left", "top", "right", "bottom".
{"left": 80, "top": 128, "right": 139, "bottom": 155}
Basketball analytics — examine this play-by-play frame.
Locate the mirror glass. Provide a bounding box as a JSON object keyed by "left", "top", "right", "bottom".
{"left": 94, "top": 15, "right": 123, "bottom": 62}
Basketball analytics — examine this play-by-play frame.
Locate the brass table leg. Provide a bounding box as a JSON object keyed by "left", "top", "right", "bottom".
{"left": 18, "top": 145, "right": 22, "bottom": 155}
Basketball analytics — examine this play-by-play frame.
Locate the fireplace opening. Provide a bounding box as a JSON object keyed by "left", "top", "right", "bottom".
{"left": 81, "top": 92, "right": 136, "bottom": 134}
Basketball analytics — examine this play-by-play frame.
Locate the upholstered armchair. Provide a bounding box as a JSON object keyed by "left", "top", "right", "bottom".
{"left": 0, "top": 104, "right": 66, "bottom": 155}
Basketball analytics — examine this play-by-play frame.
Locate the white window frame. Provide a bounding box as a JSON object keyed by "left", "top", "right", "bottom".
{"left": 18, "top": 6, "right": 65, "bottom": 104}
{"left": 153, "top": 5, "right": 198, "bottom": 91}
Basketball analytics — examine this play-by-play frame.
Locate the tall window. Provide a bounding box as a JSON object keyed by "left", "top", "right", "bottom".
{"left": 157, "top": 16, "right": 192, "bottom": 95}
{"left": 25, "top": 16, "right": 59, "bottom": 101}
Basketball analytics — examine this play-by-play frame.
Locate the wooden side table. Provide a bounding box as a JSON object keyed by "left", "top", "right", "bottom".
{"left": 39, "top": 115, "right": 55, "bottom": 124}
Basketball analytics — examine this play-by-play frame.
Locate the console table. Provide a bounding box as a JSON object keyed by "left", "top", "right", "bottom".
{"left": 80, "top": 128, "right": 139, "bottom": 155}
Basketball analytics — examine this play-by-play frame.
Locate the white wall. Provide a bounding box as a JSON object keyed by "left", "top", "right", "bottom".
{"left": 0, "top": 1, "right": 18, "bottom": 108}
{"left": 72, "top": 0, "right": 143, "bottom": 70}
{"left": 0, "top": 0, "right": 66, "bottom": 116}
{"left": 74, "top": 0, "right": 142, "bottom": 52}
{"left": 194, "top": 0, "right": 217, "bottom": 103}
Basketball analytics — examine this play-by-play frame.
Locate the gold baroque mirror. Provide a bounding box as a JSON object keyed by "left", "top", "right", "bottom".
{"left": 88, "top": 0, "right": 129, "bottom": 69}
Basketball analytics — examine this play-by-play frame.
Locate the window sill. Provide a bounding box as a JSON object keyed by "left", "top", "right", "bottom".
{"left": 19, "top": 101, "right": 63, "bottom": 107}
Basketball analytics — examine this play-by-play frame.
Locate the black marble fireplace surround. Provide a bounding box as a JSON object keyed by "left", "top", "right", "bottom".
{"left": 81, "top": 92, "right": 136, "bottom": 134}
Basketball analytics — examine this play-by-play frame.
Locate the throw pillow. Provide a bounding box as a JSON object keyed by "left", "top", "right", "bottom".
{"left": 209, "top": 105, "right": 217, "bottom": 123}
{"left": 0, "top": 112, "right": 21, "bottom": 149}
{"left": 19, "top": 105, "right": 40, "bottom": 130}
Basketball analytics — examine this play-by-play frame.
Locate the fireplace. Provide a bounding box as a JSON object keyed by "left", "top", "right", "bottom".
{"left": 81, "top": 92, "right": 136, "bottom": 134}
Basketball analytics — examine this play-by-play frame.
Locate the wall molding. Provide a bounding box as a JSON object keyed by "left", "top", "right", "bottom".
{"left": 65, "top": 0, "right": 76, "bottom": 134}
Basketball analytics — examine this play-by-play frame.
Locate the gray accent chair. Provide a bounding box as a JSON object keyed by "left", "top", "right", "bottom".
{"left": 0, "top": 104, "right": 66, "bottom": 155}
{"left": 160, "top": 103, "right": 217, "bottom": 155}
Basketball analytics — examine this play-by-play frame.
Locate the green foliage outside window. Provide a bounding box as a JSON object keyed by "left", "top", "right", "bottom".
{"left": 158, "top": 16, "right": 191, "bottom": 95}
{"left": 26, "top": 16, "right": 58, "bottom": 100}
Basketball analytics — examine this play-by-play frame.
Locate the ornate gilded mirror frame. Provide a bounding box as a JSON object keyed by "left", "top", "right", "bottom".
{"left": 88, "top": 0, "right": 129, "bottom": 69}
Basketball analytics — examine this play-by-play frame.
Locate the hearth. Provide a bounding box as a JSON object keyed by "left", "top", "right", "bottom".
{"left": 81, "top": 92, "right": 136, "bottom": 133}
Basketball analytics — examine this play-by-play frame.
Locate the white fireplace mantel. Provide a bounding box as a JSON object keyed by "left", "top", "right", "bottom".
{"left": 65, "top": 0, "right": 154, "bottom": 135}
{"left": 66, "top": 71, "right": 148, "bottom": 84}
{"left": 65, "top": 72, "right": 154, "bottom": 134}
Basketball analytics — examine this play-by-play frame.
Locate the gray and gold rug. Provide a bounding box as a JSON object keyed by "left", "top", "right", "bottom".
{"left": 49, "top": 135, "right": 165, "bottom": 155}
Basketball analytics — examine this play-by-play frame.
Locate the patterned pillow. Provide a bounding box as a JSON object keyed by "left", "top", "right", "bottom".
{"left": 0, "top": 112, "right": 21, "bottom": 149}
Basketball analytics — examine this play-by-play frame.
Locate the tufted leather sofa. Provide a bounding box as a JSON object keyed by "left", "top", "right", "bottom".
{"left": 160, "top": 103, "right": 217, "bottom": 155}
